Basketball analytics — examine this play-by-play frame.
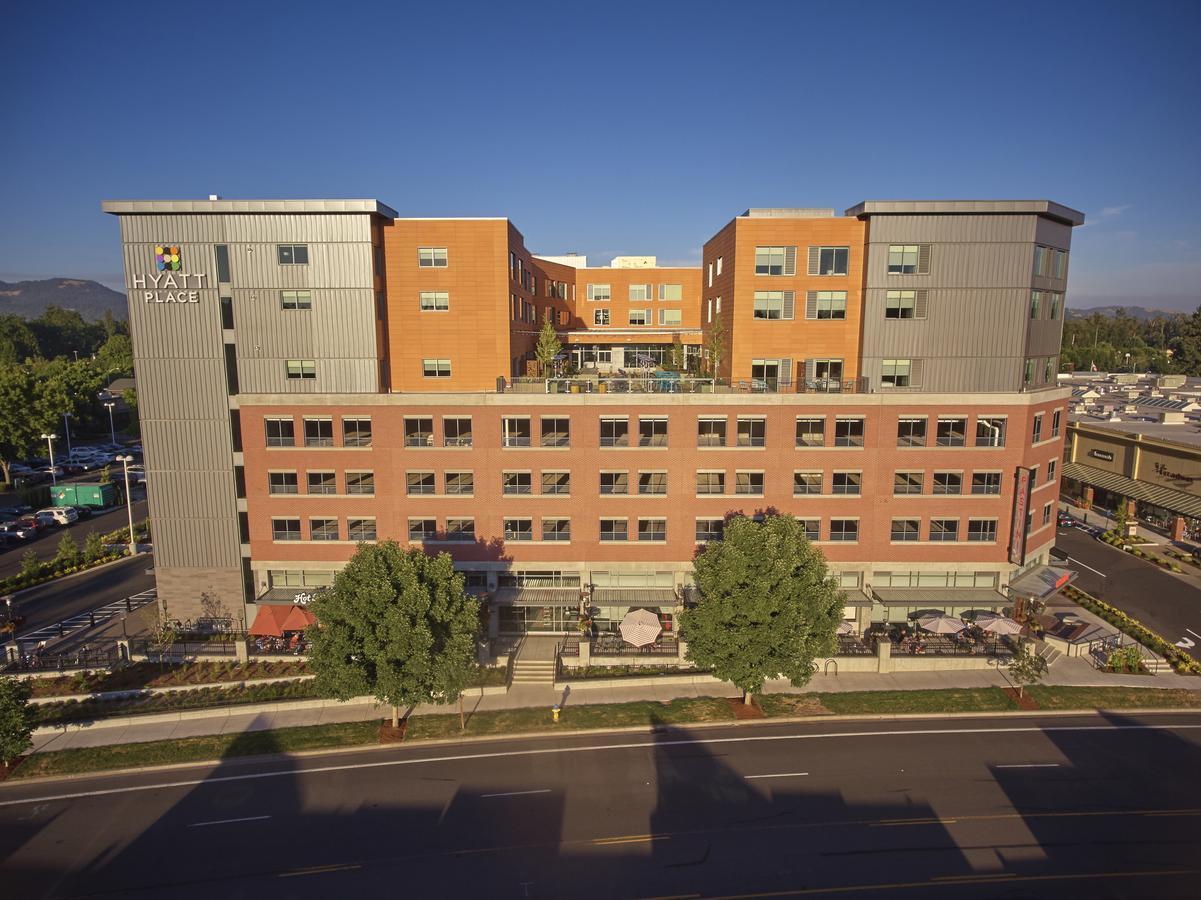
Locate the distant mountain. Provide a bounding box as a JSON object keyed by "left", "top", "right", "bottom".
{"left": 0, "top": 278, "right": 126, "bottom": 320}
{"left": 1066, "top": 305, "right": 1185, "bottom": 321}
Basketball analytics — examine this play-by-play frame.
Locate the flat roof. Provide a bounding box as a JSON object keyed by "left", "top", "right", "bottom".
{"left": 844, "top": 199, "right": 1085, "bottom": 227}
{"left": 1068, "top": 415, "right": 1201, "bottom": 449}
{"left": 101, "top": 199, "right": 399, "bottom": 218}
{"left": 740, "top": 208, "right": 836, "bottom": 218}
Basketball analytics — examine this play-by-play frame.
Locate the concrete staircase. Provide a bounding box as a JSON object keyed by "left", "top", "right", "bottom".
{"left": 510, "top": 657, "right": 557, "bottom": 686}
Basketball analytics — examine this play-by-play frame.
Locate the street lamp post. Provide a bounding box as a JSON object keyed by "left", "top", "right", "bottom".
{"left": 41, "top": 433, "right": 58, "bottom": 486}
{"left": 116, "top": 454, "right": 137, "bottom": 557}
{"left": 63, "top": 412, "right": 73, "bottom": 459}
{"left": 104, "top": 401, "right": 117, "bottom": 448}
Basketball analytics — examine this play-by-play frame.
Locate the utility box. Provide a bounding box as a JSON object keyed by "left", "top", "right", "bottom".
{"left": 51, "top": 482, "right": 117, "bottom": 509}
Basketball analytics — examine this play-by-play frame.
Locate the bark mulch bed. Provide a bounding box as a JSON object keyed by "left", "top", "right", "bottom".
{"left": 728, "top": 697, "right": 765, "bottom": 719}
{"left": 378, "top": 721, "right": 408, "bottom": 743}
{"left": 1002, "top": 687, "right": 1041, "bottom": 711}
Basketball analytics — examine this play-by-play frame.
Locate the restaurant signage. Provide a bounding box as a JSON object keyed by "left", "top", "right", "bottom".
{"left": 1088, "top": 449, "right": 1115, "bottom": 462}
{"left": 1009, "top": 466, "right": 1034, "bottom": 565}
{"left": 1153, "top": 461, "right": 1200, "bottom": 484}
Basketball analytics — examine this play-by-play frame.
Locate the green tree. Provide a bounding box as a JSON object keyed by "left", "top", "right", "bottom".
{"left": 681, "top": 514, "right": 843, "bottom": 704}
{"left": 534, "top": 317, "right": 562, "bottom": 375}
{"left": 307, "top": 541, "right": 480, "bottom": 728}
{"left": 0, "top": 316, "right": 40, "bottom": 365}
{"left": 704, "top": 315, "right": 726, "bottom": 378}
{"left": 1007, "top": 640, "right": 1049, "bottom": 699}
{"left": 54, "top": 530, "right": 81, "bottom": 569}
{"left": 667, "top": 334, "right": 685, "bottom": 372}
{"left": 1170, "top": 306, "right": 1201, "bottom": 375}
{"left": 83, "top": 530, "right": 106, "bottom": 564}
{"left": 0, "top": 677, "right": 34, "bottom": 769}
{"left": 95, "top": 333, "right": 133, "bottom": 375}
{"left": 0, "top": 364, "right": 50, "bottom": 487}
{"left": 28, "top": 306, "right": 106, "bottom": 361}
{"left": 99, "top": 464, "right": 111, "bottom": 484}
{"left": 19, "top": 549, "right": 43, "bottom": 580}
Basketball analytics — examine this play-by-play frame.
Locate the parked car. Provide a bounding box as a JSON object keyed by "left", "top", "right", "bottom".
{"left": 35, "top": 507, "right": 78, "bottom": 527}
{"left": 0, "top": 505, "right": 32, "bottom": 518}
{"left": 15, "top": 515, "right": 44, "bottom": 533}
{"left": 1057, "top": 512, "right": 1075, "bottom": 527}
{"left": 67, "top": 505, "right": 93, "bottom": 520}
{"left": 0, "top": 521, "right": 37, "bottom": 540}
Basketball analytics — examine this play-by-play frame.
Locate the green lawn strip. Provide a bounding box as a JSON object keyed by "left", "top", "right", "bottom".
{"left": 1025, "top": 686, "right": 1201, "bottom": 710}
{"left": 813, "top": 688, "right": 1018, "bottom": 715}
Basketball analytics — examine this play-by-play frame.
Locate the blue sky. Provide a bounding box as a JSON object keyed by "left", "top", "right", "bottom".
{"left": 2, "top": 0, "right": 1199, "bottom": 309}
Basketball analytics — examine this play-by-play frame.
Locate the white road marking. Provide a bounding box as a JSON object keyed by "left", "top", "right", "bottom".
{"left": 745, "top": 772, "right": 809, "bottom": 780}
{"left": 3, "top": 721, "right": 1201, "bottom": 808}
{"left": 480, "top": 789, "right": 551, "bottom": 798}
{"left": 995, "top": 763, "right": 1060, "bottom": 769}
{"left": 188, "top": 815, "right": 271, "bottom": 827}
{"left": 1178, "top": 637, "right": 1197, "bottom": 649}
{"left": 1187, "top": 628, "right": 1201, "bottom": 640}
{"left": 1065, "top": 556, "right": 1107, "bottom": 578}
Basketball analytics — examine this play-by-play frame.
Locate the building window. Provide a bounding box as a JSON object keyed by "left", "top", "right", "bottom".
{"left": 303, "top": 417, "right": 333, "bottom": 447}
{"left": 891, "top": 519, "right": 920, "bottom": 542}
{"left": 420, "top": 291, "right": 450, "bottom": 311}
{"left": 638, "top": 519, "right": 667, "bottom": 542}
{"left": 1032, "top": 413, "right": 1044, "bottom": 443}
{"left": 881, "top": 359, "right": 913, "bottom": 387}
{"left": 503, "top": 471, "right": 533, "bottom": 495}
{"left": 698, "top": 417, "right": 726, "bottom": 447}
{"left": 268, "top": 472, "right": 298, "bottom": 495}
{"left": 310, "top": 518, "right": 339, "bottom": 542}
{"left": 594, "top": 308, "right": 610, "bottom": 326}
{"left": 272, "top": 518, "right": 301, "bottom": 541}
{"left": 1049, "top": 293, "right": 1062, "bottom": 320}
{"left": 885, "top": 290, "right": 916, "bottom": 318}
{"left": 628, "top": 309, "right": 650, "bottom": 326}
{"left": 753, "top": 291, "right": 789, "bottom": 319}
{"left": 1053, "top": 249, "right": 1067, "bottom": 279}
{"left": 599, "top": 471, "right": 629, "bottom": 495}
{"left": 346, "top": 471, "right": 374, "bottom": 495}
{"left": 443, "top": 417, "right": 472, "bottom": 447}
{"left": 1047, "top": 459, "right": 1057, "bottom": 483}
{"left": 265, "top": 417, "right": 295, "bottom": 447}
{"left": 407, "top": 472, "right": 436, "bottom": 495}
{"left": 933, "top": 471, "right": 962, "bottom": 495}
{"left": 809, "top": 291, "right": 847, "bottom": 320}
{"left": 599, "top": 519, "right": 628, "bottom": 542}
{"left": 277, "top": 245, "right": 308, "bottom": 265}
{"left": 695, "top": 519, "right": 724, "bottom": 542}
{"left": 735, "top": 471, "right": 764, "bottom": 495}
{"left": 408, "top": 518, "right": 437, "bottom": 541}
{"left": 1024, "top": 359, "right": 1034, "bottom": 386}
{"left": 423, "top": 358, "right": 451, "bottom": 378}
{"left": 307, "top": 471, "right": 336, "bottom": 495}
{"left": 832, "top": 472, "right": 861, "bottom": 495}
{"left": 897, "top": 417, "right": 927, "bottom": 447}
{"left": 716, "top": 257, "right": 723, "bottom": 276}
{"left": 801, "top": 520, "right": 820, "bottom": 541}
{"left": 976, "top": 417, "right": 1006, "bottom": 447}
{"left": 696, "top": 471, "right": 725, "bottom": 495}
{"left": 502, "top": 417, "right": 532, "bottom": 448}
{"left": 754, "top": 246, "right": 796, "bottom": 276}
{"left": 829, "top": 519, "right": 859, "bottom": 542}
{"left": 445, "top": 471, "right": 474, "bottom": 495}
{"left": 638, "top": 471, "right": 668, "bottom": 495}
{"left": 795, "top": 417, "right": 825, "bottom": 447}
{"left": 599, "top": 417, "right": 629, "bottom": 448}
{"left": 446, "top": 518, "right": 475, "bottom": 541}
{"left": 887, "top": 244, "right": 925, "bottom": 275}
{"left": 542, "top": 518, "right": 571, "bottom": 542}
{"left": 659, "top": 283, "right": 682, "bottom": 301}
{"left": 418, "top": 247, "right": 448, "bottom": 268}
{"left": 285, "top": 359, "right": 316, "bottom": 380}
{"left": 281, "top": 290, "right": 312, "bottom": 310}
{"left": 794, "top": 471, "right": 823, "bottom": 496}
{"left": 929, "top": 519, "right": 958, "bottom": 542}
{"left": 971, "top": 472, "right": 1002, "bottom": 495}
{"left": 1030, "top": 290, "right": 1042, "bottom": 319}
{"left": 834, "top": 418, "right": 864, "bottom": 447}
{"left": 629, "top": 284, "right": 652, "bottom": 301}
{"left": 967, "top": 519, "right": 998, "bottom": 542}
{"left": 811, "top": 246, "right": 849, "bottom": 276}
{"left": 587, "top": 283, "right": 611, "bottom": 301}
{"left": 541, "top": 471, "right": 570, "bottom": 495}
{"left": 935, "top": 418, "right": 967, "bottom": 447}
{"left": 659, "top": 308, "right": 682, "bottom": 326}
{"left": 894, "top": 471, "right": 923, "bottom": 495}
{"left": 638, "top": 417, "right": 668, "bottom": 447}
{"left": 404, "top": 417, "right": 434, "bottom": 447}
{"left": 736, "top": 418, "right": 766, "bottom": 447}
{"left": 541, "top": 417, "right": 570, "bottom": 447}
{"left": 342, "top": 418, "right": 372, "bottom": 447}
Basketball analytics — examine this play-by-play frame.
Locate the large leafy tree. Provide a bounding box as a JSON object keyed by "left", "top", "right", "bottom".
{"left": 0, "top": 677, "right": 34, "bottom": 768}
{"left": 308, "top": 542, "right": 480, "bottom": 727}
{"left": 0, "top": 364, "right": 51, "bottom": 486}
{"left": 681, "top": 514, "right": 843, "bottom": 704}
{"left": 0, "top": 316, "right": 40, "bottom": 365}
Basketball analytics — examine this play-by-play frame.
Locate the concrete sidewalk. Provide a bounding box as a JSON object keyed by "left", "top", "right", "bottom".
{"left": 28, "top": 654, "right": 1199, "bottom": 754}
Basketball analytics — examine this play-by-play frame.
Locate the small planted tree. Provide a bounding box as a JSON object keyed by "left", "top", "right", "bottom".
{"left": 705, "top": 316, "right": 726, "bottom": 377}
{"left": 681, "top": 514, "right": 843, "bottom": 704}
{"left": 0, "top": 677, "right": 34, "bottom": 769}
{"left": 308, "top": 541, "right": 480, "bottom": 728}
{"left": 19, "top": 550, "right": 42, "bottom": 580}
{"left": 1008, "top": 640, "right": 1049, "bottom": 699}
{"left": 534, "top": 318, "right": 562, "bottom": 377}
{"left": 83, "top": 530, "right": 106, "bottom": 564}
{"left": 54, "top": 530, "right": 80, "bottom": 569}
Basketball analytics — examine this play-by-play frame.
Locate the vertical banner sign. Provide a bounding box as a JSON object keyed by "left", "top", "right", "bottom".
{"left": 1009, "top": 466, "right": 1034, "bottom": 565}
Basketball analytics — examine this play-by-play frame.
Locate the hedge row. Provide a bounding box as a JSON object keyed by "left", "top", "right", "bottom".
{"left": 1097, "top": 531, "right": 1185, "bottom": 572}
{"left": 0, "top": 552, "right": 125, "bottom": 596}
{"left": 1062, "top": 585, "right": 1201, "bottom": 675}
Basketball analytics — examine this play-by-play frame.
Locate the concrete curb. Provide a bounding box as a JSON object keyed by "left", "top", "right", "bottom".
{"left": 9, "top": 705, "right": 1201, "bottom": 788}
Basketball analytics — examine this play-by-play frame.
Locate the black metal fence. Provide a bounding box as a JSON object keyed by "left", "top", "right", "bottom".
{"left": 2, "top": 644, "right": 119, "bottom": 674}
{"left": 590, "top": 635, "right": 681, "bottom": 657}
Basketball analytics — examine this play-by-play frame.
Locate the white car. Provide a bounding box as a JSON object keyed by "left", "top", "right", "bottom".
{"left": 35, "top": 507, "right": 79, "bottom": 526}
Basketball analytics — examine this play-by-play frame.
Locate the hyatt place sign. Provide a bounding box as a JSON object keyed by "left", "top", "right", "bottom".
{"left": 131, "top": 245, "right": 208, "bottom": 303}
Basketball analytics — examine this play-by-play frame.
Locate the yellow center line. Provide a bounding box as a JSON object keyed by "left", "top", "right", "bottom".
{"left": 872, "top": 818, "right": 958, "bottom": 827}
{"left": 278, "top": 863, "right": 362, "bottom": 878}
{"left": 930, "top": 872, "right": 1016, "bottom": 881}
{"left": 595, "top": 835, "right": 671, "bottom": 845}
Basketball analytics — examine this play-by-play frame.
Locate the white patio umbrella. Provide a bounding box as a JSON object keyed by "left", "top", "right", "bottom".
{"left": 973, "top": 613, "right": 1024, "bottom": 635}
{"left": 836, "top": 621, "right": 855, "bottom": 635}
{"left": 619, "top": 608, "right": 662, "bottom": 647}
{"left": 915, "top": 613, "right": 966, "bottom": 634}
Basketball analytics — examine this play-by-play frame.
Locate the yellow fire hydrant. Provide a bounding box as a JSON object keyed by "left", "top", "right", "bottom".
{"left": 552, "top": 704, "right": 561, "bottom": 723}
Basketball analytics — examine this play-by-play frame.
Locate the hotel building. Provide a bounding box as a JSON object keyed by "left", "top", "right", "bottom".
{"left": 103, "top": 198, "right": 1082, "bottom": 637}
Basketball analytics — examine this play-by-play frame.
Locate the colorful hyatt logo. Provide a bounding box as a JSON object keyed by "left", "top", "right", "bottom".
{"left": 155, "top": 245, "right": 182, "bottom": 271}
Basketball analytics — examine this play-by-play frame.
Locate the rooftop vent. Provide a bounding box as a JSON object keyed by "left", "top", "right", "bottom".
{"left": 208, "top": 194, "right": 221, "bottom": 201}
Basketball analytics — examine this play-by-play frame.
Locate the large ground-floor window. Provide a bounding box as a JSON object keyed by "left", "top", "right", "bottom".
{"left": 498, "top": 604, "right": 579, "bottom": 633}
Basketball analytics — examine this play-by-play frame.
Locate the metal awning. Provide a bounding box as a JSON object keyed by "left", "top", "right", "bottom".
{"left": 1063, "top": 462, "right": 1201, "bottom": 518}
{"left": 592, "top": 588, "right": 678, "bottom": 606}
{"left": 1008, "top": 564, "right": 1076, "bottom": 600}
{"left": 258, "top": 587, "right": 324, "bottom": 604}
{"left": 872, "top": 588, "right": 1009, "bottom": 609}
{"left": 493, "top": 588, "right": 579, "bottom": 607}
{"left": 842, "top": 593, "right": 874, "bottom": 608}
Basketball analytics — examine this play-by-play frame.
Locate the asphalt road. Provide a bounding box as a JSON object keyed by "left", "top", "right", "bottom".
{"left": 9, "top": 553, "right": 155, "bottom": 641}
{"left": 2, "top": 712, "right": 1201, "bottom": 898}
{"left": 0, "top": 494, "right": 149, "bottom": 581}
{"left": 1055, "top": 524, "right": 1201, "bottom": 660}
